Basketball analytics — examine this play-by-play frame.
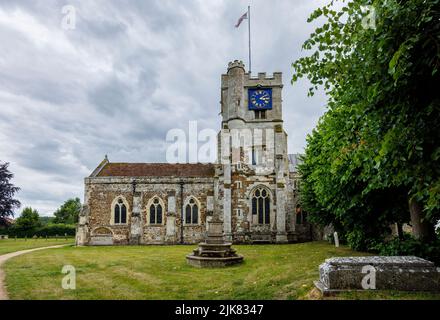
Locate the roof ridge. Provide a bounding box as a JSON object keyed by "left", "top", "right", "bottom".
{"left": 106, "top": 162, "right": 215, "bottom": 165}
{"left": 96, "top": 162, "right": 216, "bottom": 178}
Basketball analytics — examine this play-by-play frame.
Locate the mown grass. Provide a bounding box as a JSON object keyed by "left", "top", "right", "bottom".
{"left": 3, "top": 242, "right": 440, "bottom": 300}
{"left": 0, "top": 238, "right": 75, "bottom": 255}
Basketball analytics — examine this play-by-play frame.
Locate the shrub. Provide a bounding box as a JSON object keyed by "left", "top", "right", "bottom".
{"left": 370, "top": 234, "right": 440, "bottom": 266}
{"left": 345, "top": 229, "right": 379, "bottom": 251}
{"left": 35, "top": 224, "right": 76, "bottom": 237}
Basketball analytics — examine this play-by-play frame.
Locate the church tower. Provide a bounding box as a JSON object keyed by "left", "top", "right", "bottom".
{"left": 79, "top": 60, "right": 308, "bottom": 247}
{"left": 217, "top": 60, "right": 289, "bottom": 243}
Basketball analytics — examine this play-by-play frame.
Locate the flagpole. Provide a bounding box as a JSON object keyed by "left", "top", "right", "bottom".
{"left": 248, "top": 5, "right": 252, "bottom": 74}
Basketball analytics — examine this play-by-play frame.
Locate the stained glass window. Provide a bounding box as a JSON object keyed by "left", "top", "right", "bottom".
{"left": 252, "top": 187, "right": 270, "bottom": 225}
{"left": 114, "top": 205, "right": 120, "bottom": 224}
{"left": 121, "top": 204, "right": 127, "bottom": 223}
{"left": 149, "top": 198, "right": 163, "bottom": 224}
{"left": 185, "top": 198, "right": 199, "bottom": 225}
{"left": 114, "top": 198, "right": 127, "bottom": 224}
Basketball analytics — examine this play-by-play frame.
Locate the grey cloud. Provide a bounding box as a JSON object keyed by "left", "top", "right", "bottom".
{"left": 88, "top": 77, "right": 132, "bottom": 115}
{"left": 77, "top": 18, "right": 127, "bottom": 39}
{"left": 0, "top": 0, "right": 329, "bottom": 215}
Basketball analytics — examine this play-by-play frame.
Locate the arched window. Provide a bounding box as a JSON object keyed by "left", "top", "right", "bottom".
{"left": 252, "top": 187, "right": 270, "bottom": 225}
{"left": 149, "top": 198, "right": 163, "bottom": 225}
{"left": 185, "top": 198, "right": 199, "bottom": 225}
{"left": 114, "top": 198, "right": 127, "bottom": 224}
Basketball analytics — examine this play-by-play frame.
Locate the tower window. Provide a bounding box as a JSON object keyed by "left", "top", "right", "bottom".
{"left": 254, "top": 110, "right": 266, "bottom": 119}
{"left": 252, "top": 187, "right": 270, "bottom": 225}
{"left": 251, "top": 145, "right": 266, "bottom": 165}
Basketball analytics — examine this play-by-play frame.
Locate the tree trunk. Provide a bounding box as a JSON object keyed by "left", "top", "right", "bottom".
{"left": 409, "top": 197, "right": 433, "bottom": 241}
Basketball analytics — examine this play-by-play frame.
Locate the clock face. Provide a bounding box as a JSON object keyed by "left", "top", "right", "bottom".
{"left": 248, "top": 88, "right": 272, "bottom": 110}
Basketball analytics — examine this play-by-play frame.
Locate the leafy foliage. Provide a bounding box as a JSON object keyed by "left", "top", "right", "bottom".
{"left": 292, "top": 0, "right": 440, "bottom": 250}
{"left": 371, "top": 234, "right": 440, "bottom": 265}
{"left": 53, "top": 197, "right": 81, "bottom": 224}
{"left": 12, "top": 207, "right": 42, "bottom": 235}
{"left": 8, "top": 207, "right": 75, "bottom": 237}
{"left": 6, "top": 198, "right": 80, "bottom": 237}
{"left": 7, "top": 223, "right": 76, "bottom": 238}
{"left": 39, "top": 216, "right": 55, "bottom": 226}
{"left": 0, "top": 161, "right": 20, "bottom": 219}
{"left": 35, "top": 223, "right": 76, "bottom": 237}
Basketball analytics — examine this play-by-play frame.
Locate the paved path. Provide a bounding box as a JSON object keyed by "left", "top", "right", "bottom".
{"left": 0, "top": 244, "right": 70, "bottom": 300}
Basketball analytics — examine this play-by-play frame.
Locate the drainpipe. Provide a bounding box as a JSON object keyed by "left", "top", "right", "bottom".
{"left": 180, "top": 180, "right": 184, "bottom": 244}
{"left": 132, "top": 180, "right": 136, "bottom": 193}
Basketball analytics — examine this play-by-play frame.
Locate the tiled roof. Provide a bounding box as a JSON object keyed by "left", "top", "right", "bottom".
{"left": 96, "top": 163, "right": 216, "bottom": 178}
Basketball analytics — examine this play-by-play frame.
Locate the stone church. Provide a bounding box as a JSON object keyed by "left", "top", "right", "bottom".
{"left": 76, "top": 60, "right": 312, "bottom": 246}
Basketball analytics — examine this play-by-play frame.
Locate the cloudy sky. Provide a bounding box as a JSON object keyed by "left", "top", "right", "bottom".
{"left": 0, "top": 0, "right": 330, "bottom": 216}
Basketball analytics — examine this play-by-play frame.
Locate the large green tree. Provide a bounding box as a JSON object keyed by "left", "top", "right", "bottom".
{"left": 0, "top": 161, "right": 21, "bottom": 226}
{"left": 53, "top": 198, "right": 81, "bottom": 224}
{"left": 15, "top": 207, "right": 41, "bottom": 231}
{"left": 292, "top": 0, "right": 440, "bottom": 249}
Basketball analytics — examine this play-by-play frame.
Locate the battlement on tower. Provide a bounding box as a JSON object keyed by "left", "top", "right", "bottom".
{"left": 227, "top": 60, "right": 245, "bottom": 71}
{"left": 222, "top": 60, "right": 283, "bottom": 89}
{"left": 248, "top": 72, "right": 282, "bottom": 82}
{"left": 244, "top": 71, "right": 283, "bottom": 88}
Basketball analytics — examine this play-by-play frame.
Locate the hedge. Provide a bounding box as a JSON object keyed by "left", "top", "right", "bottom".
{"left": 6, "top": 223, "right": 76, "bottom": 238}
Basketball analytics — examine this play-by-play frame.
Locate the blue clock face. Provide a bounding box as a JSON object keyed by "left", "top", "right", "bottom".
{"left": 248, "top": 88, "right": 272, "bottom": 110}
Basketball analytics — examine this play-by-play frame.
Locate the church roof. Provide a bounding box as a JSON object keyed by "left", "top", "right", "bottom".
{"left": 288, "top": 153, "right": 303, "bottom": 173}
{"left": 95, "top": 162, "right": 216, "bottom": 178}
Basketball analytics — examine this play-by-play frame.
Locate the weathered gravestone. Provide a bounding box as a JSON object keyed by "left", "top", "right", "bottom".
{"left": 333, "top": 232, "right": 339, "bottom": 248}
{"left": 315, "top": 256, "right": 440, "bottom": 296}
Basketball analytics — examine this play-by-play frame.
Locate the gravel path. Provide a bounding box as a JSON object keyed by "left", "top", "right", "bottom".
{"left": 0, "top": 244, "right": 70, "bottom": 300}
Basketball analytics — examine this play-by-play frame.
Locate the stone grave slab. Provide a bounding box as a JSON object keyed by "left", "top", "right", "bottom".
{"left": 314, "top": 256, "right": 440, "bottom": 296}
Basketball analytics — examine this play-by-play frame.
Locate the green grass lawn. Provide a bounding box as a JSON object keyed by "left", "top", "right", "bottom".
{"left": 3, "top": 242, "right": 440, "bottom": 300}
{"left": 0, "top": 238, "right": 75, "bottom": 255}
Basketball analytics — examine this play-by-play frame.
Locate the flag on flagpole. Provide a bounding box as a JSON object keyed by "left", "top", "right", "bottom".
{"left": 235, "top": 11, "right": 248, "bottom": 28}
{"left": 235, "top": 7, "right": 252, "bottom": 73}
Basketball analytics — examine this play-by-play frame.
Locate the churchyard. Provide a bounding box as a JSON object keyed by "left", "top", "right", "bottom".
{"left": 2, "top": 242, "right": 440, "bottom": 300}
{"left": 0, "top": 238, "right": 74, "bottom": 255}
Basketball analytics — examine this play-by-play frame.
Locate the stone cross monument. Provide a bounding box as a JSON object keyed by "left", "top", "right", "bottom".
{"left": 186, "top": 213, "right": 244, "bottom": 268}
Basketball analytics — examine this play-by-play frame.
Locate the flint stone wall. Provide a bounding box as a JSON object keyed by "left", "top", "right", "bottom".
{"left": 81, "top": 172, "right": 315, "bottom": 245}
{"left": 84, "top": 176, "right": 214, "bottom": 245}
{"left": 317, "top": 256, "right": 440, "bottom": 293}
